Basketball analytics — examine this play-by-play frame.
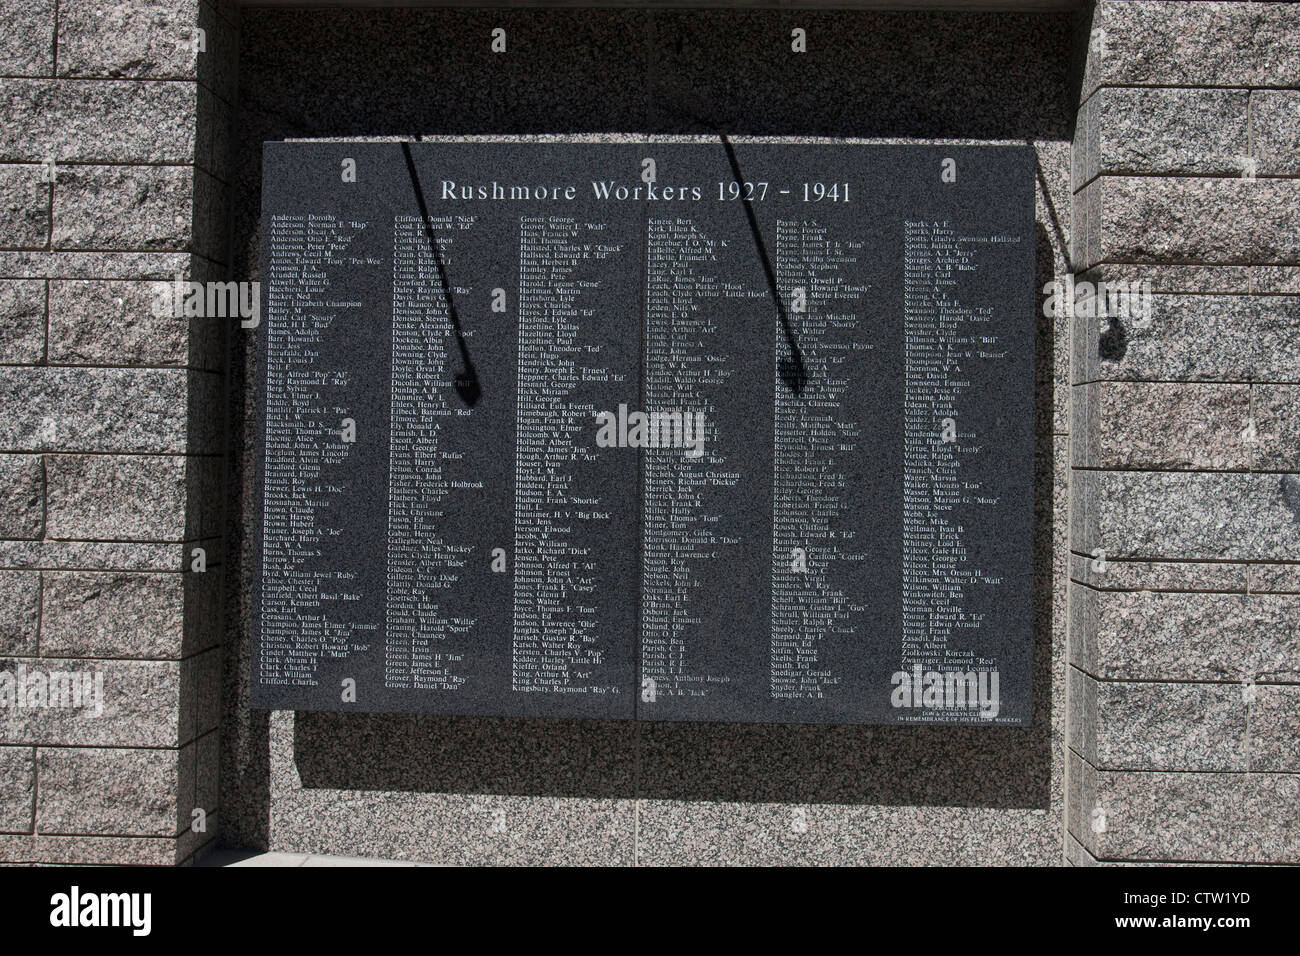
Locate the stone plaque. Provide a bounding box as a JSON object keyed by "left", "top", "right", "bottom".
{"left": 252, "top": 141, "right": 1035, "bottom": 725}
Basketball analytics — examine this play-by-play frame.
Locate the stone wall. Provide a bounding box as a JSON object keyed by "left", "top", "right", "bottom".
{"left": 0, "top": 0, "right": 235, "bottom": 865}
{"left": 3, "top": 0, "right": 1296, "bottom": 867}
{"left": 1067, "top": 0, "right": 1300, "bottom": 864}
{"left": 220, "top": 7, "right": 1075, "bottom": 865}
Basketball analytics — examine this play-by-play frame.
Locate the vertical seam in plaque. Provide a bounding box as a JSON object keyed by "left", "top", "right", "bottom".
{"left": 635, "top": 138, "right": 647, "bottom": 727}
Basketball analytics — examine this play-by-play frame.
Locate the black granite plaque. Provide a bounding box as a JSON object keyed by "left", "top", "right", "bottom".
{"left": 252, "top": 141, "right": 1035, "bottom": 725}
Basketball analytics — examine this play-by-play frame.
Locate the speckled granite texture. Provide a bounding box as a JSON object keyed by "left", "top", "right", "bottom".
{"left": 1069, "top": 1, "right": 1300, "bottom": 865}
{"left": 0, "top": 0, "right": 234, "bottom": 866}
{"left": 221, "top": 7, "right": 1074, "bottom": 865}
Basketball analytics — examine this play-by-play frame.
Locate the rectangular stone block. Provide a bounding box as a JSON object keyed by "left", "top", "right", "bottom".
{"left": 45, "top": 454, "right": 187, "bottom": 540}
{"left": 0, "top": 570, "right": 40, "bottom": 656}
{"left": 1253, "top": 90, "right": 1300, "bottom": 176}
{"left": 0, "top": 165, "right": 49, "bottom": 249}
{"left": 1071, "top": 585, "right": 1300, "bottom": 682}
{"left": 1070, "top": 750, "right": 1300, "bottom": 864}
{"left": 1083, "top": 177, "right": 1300, "bottom": 268}
{"left": 0, "top": 279, "right": 45, "bottom": 362}
{"left": 0, "top": 0, "right": 55, "bottom": 76}
{"left": 0, "top": 80, "right": 197, "bottom": 164}
{"left": 1088, "top": 87, "right": 1249, "bottom": 180}
{"left": 1071, "top": 470, "right": 1300, "bottom": 561}
{"left": 1071, "top": 381, "right": 1250, "bottom": 470}
{"left": 53, "top": 165, "right": 192, "bottom": 251}
{"left": 1248, "top": 564, "right": 1300, "bottom": 595}
{"left": 56, "top": 0, "right": 200, "bottom": 80}
{"left": 1068, "top": 667, "right": 1247, "bottom": 771}
{"left": 0, "top": 454, "right": 43, "bottom": 539}
{"left": 0, "top": 832, "right": 179, "bottom": 865}
{"left": 1077, "top": 264, "right": 1251, "bottom": 296}
{"left": 1084, "top": 1, "right": 1300, "bottom": 95}
{"left": 41, "top": 571, "right": 185, "bottom": 659}
{"left": 1253, "top": 385, "right": 1300, "bottom": 472}
{"left": 0, "top": 658, "right": 184, "bottom": 747}
{"left": 1073, "top": 295, "right": 1300, "bottom": 384}
{"left": 35, "top": 746, "right": 182, "bottom": 836}
{"left": 0, "top": 250, "right": 194, "bottom": 280}
{"left": 0, "top": 367, "right": 191, "bottom": 453}
{"left": 49, "top": 278, "right": 226, "bottom": 371}
{"left": 1251, "top": 684, "right": 1300, "bottom": 772}
{"left": 1068, "top": 553, "right": 1246, "bottom": 593}
{"left": 1254, "top": 266, "right": 1300, "bottom": 295}
{"left": 0, "top": 539, "right": 214, "bottom": 572}
{"left": 0, "top": 746, "right": 34, "bottom": 832}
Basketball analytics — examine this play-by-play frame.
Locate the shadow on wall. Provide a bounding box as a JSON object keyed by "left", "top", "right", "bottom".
{"left": 222, "top": 9, "right": 1073, "bottom": 846}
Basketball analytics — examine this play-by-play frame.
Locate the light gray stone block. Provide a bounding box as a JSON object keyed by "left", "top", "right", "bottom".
{"left": 50, "top": 278, "right": 226, "bottom": 371}
{"left": 1254, "top": 267, "right": 1300, "bottom": 295}
{"left": 0, "top": 659, "right": 184, "bottom": 747}
{"left": 1072, "top": 382, "right": 1250, "bottom": 470}
{"left": 1248, "top": 564, "right": 1300, "bottom": 595}
{"left": 0, "top": 367, "right": 190, "bottom": 453}
{"left": 1084, "top": 1, "right": 1299, "bottom": 94}
{"left": 0, "top": 570, "right": 40, "bottom": 656}
{"left": 1090, "top": 87, "right": 1249, "bottom": 179}
{"left": 1253, "top": 385, "right": 1300, "bottom": 472}
{"left": 41, "top": 571, "right": 185, "bottom": 659}
{"left": 1073, "top": 752, "right": 1300, "bottom": 863}
{"left": 1078, "top": 264, "right": 1251, "bottom": 296}
{"left": 0, "top": 80, "right": 197, "bottom": 164}
{"left": 44, "top": 454, "right": 187, "bottom": 540}
{"left": 0, "top": 454, "right": 43, "bottom": 539}
{"left": 1072, "top": 585, "right": 1300, "bottom": 682}
{"left": 49, "top": 278, "right": 182, "bottom": 364}
{"left": 0, "top": 0, "right": 55, "bottom": 76}
{"left": 0, "top": 279, "right": 45, "bottom": 363}
{"left": 36, "top": 746, "right": 181, "bottom": 836}
{"left": 0, "top": 250, "right": 195, "bottom": 280}
{"left": 56, "top": 0, "right": 200, "bottom": 80}
{"left": 1073, "top": 470, "right": 1300, "bottom": 561}
{"left": 1085, "top": 178, "right": 1300, "bottom": 269}
{"left": 0, "top": 832, "right": 180, "bottom": 864}
{"left": 1251, "top": 684, "right": 1300, "bottom": 772}
{"left": 1253, "top": 91, "right": 1300, "bottom": 176}
{"left": 1068, "top": 553, "right": 1246, "bottom": 593}
{"left": 53, "top": 165, "right": 192, "bottom": 251}
{"left": 1068, "top": 668, "right": 1247, "bottom": 771}
{"left": 0, "top": 746, "right": 34, "bottom": 832}
{"left": 0, "top": 165, "right": 49, "bottom": 250}
{"left": 0, "top": 539, "right": 214, "bottom": 571}
{"left": 1074, "top": 295, "right": 1300, "bottom": 384}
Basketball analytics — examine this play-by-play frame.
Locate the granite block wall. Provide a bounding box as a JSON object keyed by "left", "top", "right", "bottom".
{"left": 1067, "top": 0, "right": 1300, "bottom": 865}
{"left": 4, "top": 0, "right": 1293, "bottom": 867}
{"left": 0, "top": 0, "right": 235, "bottom": 865}
{"left": 221, "top": 7, "right": 1074, "bottom": 865}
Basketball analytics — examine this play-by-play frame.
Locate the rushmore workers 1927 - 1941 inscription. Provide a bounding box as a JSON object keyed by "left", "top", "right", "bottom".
{"left": 251, "top": 141, "right": 1035, "bottom": 725}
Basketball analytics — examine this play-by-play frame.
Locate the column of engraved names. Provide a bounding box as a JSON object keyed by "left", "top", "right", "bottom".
{"left": 770, "top": 218, "right": 870, "bottom": 701}
{"left": 260, "top": 214, "right": 370, "bottom": 689}
{"left": 386, "top": 216, "right": 472, "bottom": 692}
{"left": 513, "top": 215, "right": 620, "bottom": 695}
{"left": 900, "top": 220, "right": 980, "bottom": 677}
{"left": 641, "top": 217, "right": 735, "bottom": 700}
